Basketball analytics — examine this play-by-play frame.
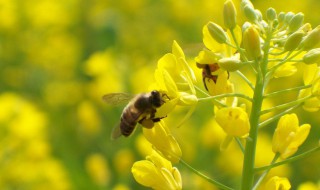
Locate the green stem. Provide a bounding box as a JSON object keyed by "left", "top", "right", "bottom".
{"left": 241, "top": 22, "right": 273, "bottom": 190}
{"left": 241, "top": 70, "right": 264, "bottom": 190}
{"left": 255, "top": 146, "right": 320, "bottom": 172}
{"left": 194, "top": 85, "right": 226, "bottom": 107}
{"left": 259, "top": 104, "right": 300, "bottom": 128}
{"left": 235, "top": 71, "right": 255, "bottom": 90}
{"left": 264, "top": 85, "right": 312, "bottom": 98}
{"left": 235, "top": 137, "right": 245, "bottom": 154}
{"left": 198, "top": 93, "right": 252, "bottom": 102}
{"left": 252, "top": 153, "right": 280, "bottom": 190}
{"left": 260, "top": 95, "right": 312, "bottom": 115}
{"left": 230, "top": 29, "right": 248, "bottom": 62}
{"left": 179, "top": 159, "right": 234, "bottom": 190}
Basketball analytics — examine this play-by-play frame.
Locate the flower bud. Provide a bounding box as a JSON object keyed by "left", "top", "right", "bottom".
{"left": 266, "top": 8, "right": 277, "bottom": 21}
{"left": 255, "top": 9, "right": 262, "bottom": 21}
{"left": 240, "top": 0, "right": 254, "bottom": 14}
{"left": 284, "top": 31, "right": 304, "bottom": 51}
{"left": 300, "top": 25, "right": 320, "bottom": 50}
{"left": 223, "top": 0, "right": 237, "bottom": 30}
{"left": 242, "top": 22, "right": 251, "bottom": 32}
{"left": 218, "top": 57, "right": 243, "bottom": 71}
{"left": 300, "top": 23, "right": 312, "bottom": 33}
{"left": 207, "top": 22, "right": 228, "bottom": 44}
{"left": 284, "top": 12, "right": 294, "bottom": 25}
{"left": 303, "top": 48, "right": 320, "bottom": 64}
{"left": 243, "top": 5, "right": 258, "bottom": 23}
{"left": 278, "top": 12, "right": 285, "bottom": 23}
{"left": 243, "top": 26, "right": 262, "bottom": 60}
{"left": 288, "top": 13, "right": 304, "bottom": 33}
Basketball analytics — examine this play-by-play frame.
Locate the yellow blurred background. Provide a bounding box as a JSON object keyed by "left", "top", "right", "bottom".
{"left": 0, "top": 0, "right": 319, "bottom": 189}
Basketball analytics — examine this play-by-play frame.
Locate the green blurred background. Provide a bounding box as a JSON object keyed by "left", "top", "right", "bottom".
{"left": 0, "top": 0, "right": 319, "bottom": 189}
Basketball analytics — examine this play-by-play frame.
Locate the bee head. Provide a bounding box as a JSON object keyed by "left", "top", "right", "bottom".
{"left": 150, "top": 90, "right": 163, "bottom": 107}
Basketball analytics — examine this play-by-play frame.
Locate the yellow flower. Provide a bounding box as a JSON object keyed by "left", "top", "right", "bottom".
{"left": 297, "top": 181, "right": 320, "bottom": 190}
{"left": 299, "top": 64, "right": 320, "bottom": 111}
{"left": 150, "top": 41, "right": 197, "bottom": 118}
{"left": 215, "top": 107, "right": 250, "bottom": 137}
{"left": 85, "top": 153, "right": 110, "bottom": 186}
{"left": 196, "top": 22, "right": 240, "bottom": 96}
{"left": 206, "top": 71, "right": 234, "bottom": 96}
{"left": 262, "top": 176, "right": 291, "bottom": 190}
{"left": 143, "top": 121, "right": 182, "bottom": 163}
{"left": 272, "top": 114, "right": 311, "bottom": 159}
{"left": 131, "top": 151, "right": 182, "bottom": 190}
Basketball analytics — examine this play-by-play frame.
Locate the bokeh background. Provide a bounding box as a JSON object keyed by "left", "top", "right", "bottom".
{"left": 0, "top": 0, "right": 319, "bottom": 189}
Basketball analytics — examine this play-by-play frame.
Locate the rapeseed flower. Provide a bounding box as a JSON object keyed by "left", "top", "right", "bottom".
{"left": 272, "top": 114, "right": 311, "bottom": 159}
{"left": 215, "top": 107, "right": 250, "bottom": 137}
{"left": 299, "top": 64, "right": 320, "bottom": 112}
{"left": 262, "top": 176, "right": 291, "bottom": 190}
{"left": 150, "top": 41, "right": 197, "bottom": 118}
{"left": 143, "top": 121, "right": 182, "bottom": 163}
{"left": 131, "top": 151, "right": 182, "bottom": 190}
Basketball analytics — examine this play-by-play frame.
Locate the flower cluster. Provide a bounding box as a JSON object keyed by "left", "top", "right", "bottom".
{"left": 125, "top": 0, "right": 320, "bottom": 189}
{"left": 131, "top": 41, "right": 199, "bottom": 189}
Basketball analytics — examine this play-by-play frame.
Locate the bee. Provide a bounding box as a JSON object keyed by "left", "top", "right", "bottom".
{"left": 103, "top": 90, "right": 168, "bottom": 140}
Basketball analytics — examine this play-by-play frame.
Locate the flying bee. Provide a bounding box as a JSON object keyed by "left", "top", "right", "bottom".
{"left": 103, "top": 90, "right": 169, "bottom": 140}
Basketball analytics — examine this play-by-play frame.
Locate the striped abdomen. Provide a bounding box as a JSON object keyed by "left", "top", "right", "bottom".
{"left": 119, "top": 105, "right": 141, "bottom": 137}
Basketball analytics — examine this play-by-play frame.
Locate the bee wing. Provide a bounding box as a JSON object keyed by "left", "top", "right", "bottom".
{"left": 102, "top": 93, "right": 134, "bottom": 106}
{"left": 110, "top": 124, "right": 122, "bottom": 140}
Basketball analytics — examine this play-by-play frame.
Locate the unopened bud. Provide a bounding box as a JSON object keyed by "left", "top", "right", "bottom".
{"left": 288, "top": 13, "right": 304, "bottom": 33}
{"left": 243, "top": 5, "right": 258, "bottom": 23}
{"left": 300, "top": 25, "right": 320, "bottom": 50}
{"left": 243, "top": 26, "right": 262, "bottom": 60}
{"left": 255, "top": 9, "right": 262, "bottom": 21}
{"left": 224, "top": 0, "right": 237, "bottom": 30}
{"left": 266, "top": 8, "right": 277, "bottom": 21}
{"left": 284, "top": 12, "right": 294, "bottom": 25}
{"left": 278, "top": 12, "right": 285, "bottom": 23}
{"left": 284, "top": 31, "right": 304, "bottom": 51}
{"left": 207, "top": 22, "right": 228, "bottom": 44}
{"left": 303, "top": 48, "right": 320, "bottom": 64}
{"left": 242, "top": 22, "right": 251, "bottom": 32}
{"left": 300, "top": 23, "right": 312, "bottom": 33}
{"left": 218, "top": 57, "right": 243, "bottom": 71}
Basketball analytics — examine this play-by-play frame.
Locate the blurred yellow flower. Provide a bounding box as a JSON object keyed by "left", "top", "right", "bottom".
{"left": 272, "top": 114, "right": 311, "bottom": 159}
{"left": 143, "top": 121, "right": 182, "bottom": 163}
{"left": 131, "top": 151, "right": 182, "bottom": 190}
{"left": 112, "top": 184, "right": 130, "bottom": 190}
{"left": 77, "top": 100, "right": 101, "bottom": 136}
{"left": 0, "top": 0, "right": 18, "bottom": 30}
{"left": 215, "top": 107, "right": 250, "bottom": 137}
{"left": 262, "top": 176, "right": 291, "bottom": 190}
{"left": 297, "top": 181, "right": 320, "bottom": 190}
{"left": 113, "top": 149, "right": 135, "bottom": 175}
{"left": 0, "top": 93, "right": 70, "bottom": 189}
{"left": 84, "top": 50, "right": 124, "bottom": 100}
{"left": 85, "top": 153, "right": 110, "bottom": 186}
